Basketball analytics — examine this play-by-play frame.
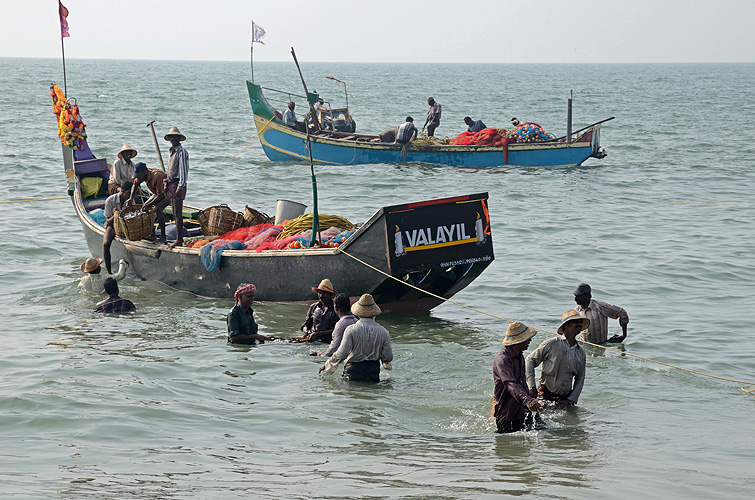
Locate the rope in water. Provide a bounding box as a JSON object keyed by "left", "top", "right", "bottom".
{"left": 229, "top": 116, "right": 276, "bottom": 158}
{"left": 0, "top": 196, "right": 69, "bottom": 204}
{"left": 337, "top": 248, "right": 755, "bottom": 392}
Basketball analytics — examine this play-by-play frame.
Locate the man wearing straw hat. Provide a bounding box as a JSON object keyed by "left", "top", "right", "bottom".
{"left": 525, "top": 310, "right": 588, "bottom": 407}
{"left": 164, "top": 126, "right": 189, "bottom": 249}
{"left": 492, "top": 321, "right": 543, "bottom": 433}
{"left": 78, "top": 256, "right": 129, "bottom": 293}
{"left": 319, "top": 294, "right": 393, "bottom": 382}
{"left": 301, "top": 279, "right": 338, "bottom": 343}
{"left": 108, "top": 144, "right": 137, "bottom": 195}
{"left": 572, "top": 283, "right": 629, "bottom": 344}
{"left": 102, "top": 181, "right": 133, "bottom": 275}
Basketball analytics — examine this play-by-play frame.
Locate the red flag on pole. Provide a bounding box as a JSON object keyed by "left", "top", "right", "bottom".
{"left": 59, "top": 1, "right": 70, "bottom": 38}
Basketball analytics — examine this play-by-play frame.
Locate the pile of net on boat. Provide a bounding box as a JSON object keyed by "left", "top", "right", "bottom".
{"left": 188, "top": 213, "right": 356, "bottom": 272}
{"left": 449, "top": 123, "right": 556, "bottom": 146}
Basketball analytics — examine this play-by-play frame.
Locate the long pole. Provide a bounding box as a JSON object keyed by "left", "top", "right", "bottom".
{"left": 291, "top": 47, "right": 320, "bottom": 246}
{"left": 61, "top": 38, "right": 67, "bottom": 97}
{"left": 147, "top": 120, "right": 166, "bottom": 172}
{"left": 250, "top": 22, "right": 254, "bottom": 82}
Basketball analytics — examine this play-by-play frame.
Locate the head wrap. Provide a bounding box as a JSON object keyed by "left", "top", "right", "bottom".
{"left": 234, "top": 283, "right": 256, "bottom": 305}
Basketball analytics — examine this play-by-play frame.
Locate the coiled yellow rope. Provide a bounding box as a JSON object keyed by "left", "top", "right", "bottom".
{"left": 338, "top": 248, "right": 755, "bottom": 392}
{"left": 276, "top": 213, "right": 355, "bottom": 240}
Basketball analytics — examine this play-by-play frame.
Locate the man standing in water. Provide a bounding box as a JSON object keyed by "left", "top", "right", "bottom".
{"left": 301, "top": 279, "right": 338, "bottom": 343}
{"left": 573, "top": 283, "right": 629, "bottom": 343}
{"left": 525, "top": 310, "right": 588, "bottom": 407}
{"left": 227, "top": 283, "right": 274, "bottom": 345}
{"left": 164, "top": 126, "right": 189, "bottom": 249}
{"left": 493, "top": 321, "right": 543, "bottom": 433}
{"left": 319, "top": 294, "right": 393, "bottom": 382}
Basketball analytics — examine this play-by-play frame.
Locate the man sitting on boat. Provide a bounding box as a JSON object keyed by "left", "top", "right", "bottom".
{"left": 227, "top": 283, "right": 274, "bottom": 345}
{"left": 301, "top": 279, "right": 338, "bottom": 343}
{"left": 424, "top": 97, "right": 442, "bottom": 137}
{"left": 464, "top": 116, "right": 487, "bottom": 133}
{"left": 319, "top": 294, "right": 393, "bottom": 382}
{"left": 103, "top": 181, "right": 132, "bottom": 274}
{"left": 93, "top": 277, "right": 136, "bottom": 313}
{"left": 282, "top": 101, "right": 305, "bottom": 132}
{"left": 108, "top": 144, "right": 137, "bottom": 195}
{"left": 129, "top": 162, "right": 168, "bottom": 243}
{"left": 395, "top": 117, "right": 418, "bottom": 145}
{"left": 79, "top": 257, "right": 129, "bottom": 294}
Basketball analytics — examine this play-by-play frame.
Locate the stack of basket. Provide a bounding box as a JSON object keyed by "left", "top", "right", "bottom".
{"left": 198, "top": 204, "right": 245, "bottom": 236}
{"left": 115, "top": 204, "right": 156, "bottom": 241}
{"left": 242, "top": 205, "right": 273, "bottom": 227}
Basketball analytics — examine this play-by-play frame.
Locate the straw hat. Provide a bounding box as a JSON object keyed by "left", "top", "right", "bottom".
{"left": 81, "top": 257, "right": 102, "bottom": 273}
{"left": 502, "top": 321, "right": 537, "bottom": 346}
{"left": 351, "top": 293, "right": 381, "bottom": 318}
{"left": 164, "top": 126, "right": 186, "bottom": 141}
{"left": 557, "top": 309, "right": 590, "bottom": 334}
{"left": 312, "top": 279, "right": 335, "bottom": 294}
{"left": 117, "top": 144, "right": 137, "bottom": 158}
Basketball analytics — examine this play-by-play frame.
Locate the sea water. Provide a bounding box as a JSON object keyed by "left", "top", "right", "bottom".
{"left": 0, "top": 58, "right": 753, "bottom": 499}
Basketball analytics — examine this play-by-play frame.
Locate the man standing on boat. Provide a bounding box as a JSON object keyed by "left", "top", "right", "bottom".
{"left": 108, "top": 144, "right": 137, "bottom": 194}
{"left": 319, "top": 294, "right": 393, "bottom": 382}
{"left": 395, "top": 117, "right": 418, "bottom": 145}
{"left": 424, "top": 97, "right": 442, "bottom": 137}
{"left": 102, "top": 181, "right": 132, "bottom": 274}
{"left": 164, "top": 126, "right": 189, "bottom": 249}
{"left": 573, "top": 283, "right": 629, "bottom": 344}
{"left": 301, "top": 279, "right": 338, "bottom": 343}
{"left": 492, "top": 321, "right": 543, "bottom": 433}
{"left": 128, "top": 162, "right": 168, "bottom": 243}
{"left": 525, "top": 310, "right": 588, "bottom": 407}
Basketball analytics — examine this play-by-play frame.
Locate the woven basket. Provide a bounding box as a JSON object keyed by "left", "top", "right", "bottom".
{"left": 242, "top": 205, "right": 273, "bottom": 227}
{"left": 198, "top": 204, "right": 244, "bottom": 236}
{"left": 114, "top": 204, "right": 156, "bottom": 241}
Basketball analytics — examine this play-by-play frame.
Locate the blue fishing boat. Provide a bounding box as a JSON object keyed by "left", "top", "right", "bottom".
{"left": 247, "top": 81, "right": 610, "bottom": 168}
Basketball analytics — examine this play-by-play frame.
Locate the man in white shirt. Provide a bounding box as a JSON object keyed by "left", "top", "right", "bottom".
{"left": 102, "top": 181, "right": 132, "bottom": 274}
{"left": 108, "top": 144, "right": 137, "bottom": 194}
{"left": 573, "top": 283, "right": 629, "bottom": 343}
{"left": 525, "top": 309, "right": 588, "bottom": 407}
{"left": 79, "top": 257, "right": 129, "bottom": 293}
{"left": 319, "top": 294, "right": 393, "bottom": 382}
{"left": 282, "top": 101, "right": 304, "bottom": 132}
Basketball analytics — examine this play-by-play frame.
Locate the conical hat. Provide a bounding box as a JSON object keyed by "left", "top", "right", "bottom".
{"left": 117, "top": 144, "right": 137, "bottom": 158}
{"left": 164, "top": 126, "right": 186, "bottom": 141}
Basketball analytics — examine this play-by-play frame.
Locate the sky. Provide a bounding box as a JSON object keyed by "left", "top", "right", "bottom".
{"left": 3, "top": 0, "right": 755, "bottom": 64}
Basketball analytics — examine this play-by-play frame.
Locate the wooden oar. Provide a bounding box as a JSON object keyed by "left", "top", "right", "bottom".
{"left": 146, "top": 120, "right": 166, "bottom": 172}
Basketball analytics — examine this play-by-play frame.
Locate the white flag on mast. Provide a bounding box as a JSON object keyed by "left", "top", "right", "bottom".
{"left": 252, "top": 22, "right": 266, "bottom": 44}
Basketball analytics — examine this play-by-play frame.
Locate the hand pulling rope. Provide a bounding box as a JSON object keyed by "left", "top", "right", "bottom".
{"left": 337, "top": 247, "right": 755, "bottom": 392}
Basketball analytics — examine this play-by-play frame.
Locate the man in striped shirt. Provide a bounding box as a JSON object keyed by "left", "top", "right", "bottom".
{"left": 573, "top": 283, "right": 629, "bottom": 344}
{"left": 395, "top": 116, "right": 418, "bottom": 144}
{"left": 93, "top": 278, "right": 136, "bottom": 313}
{"left": 164, "top": 126, "right": 189, "bottom": 248}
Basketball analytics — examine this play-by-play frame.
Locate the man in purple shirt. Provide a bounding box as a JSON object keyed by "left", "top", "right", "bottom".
{"left": 493, "top": 321, "right": 543, "bottom": 433}
{"left": 311, "top": 294, "right": 357, "bottom": 357}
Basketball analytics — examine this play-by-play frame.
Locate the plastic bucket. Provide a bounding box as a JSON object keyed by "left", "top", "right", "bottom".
{"left": 275, "top": 199, "right": 307, "bottom": 225}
